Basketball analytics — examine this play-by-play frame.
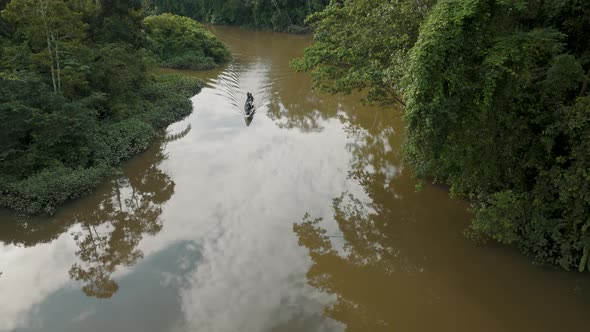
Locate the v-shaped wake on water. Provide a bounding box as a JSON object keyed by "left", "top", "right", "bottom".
{"left": 205, "top": 62, "right": 272, "bottom": 127}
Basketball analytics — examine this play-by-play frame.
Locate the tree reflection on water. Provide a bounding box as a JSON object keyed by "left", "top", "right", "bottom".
{"left": 0, "top": 137, "right": 177, "bottom": 299}
{"left": 68, "top": 141, "right": 175, "bottom": 298}
{"left": 292, "top": 105, "right": 434, "bottom": 330}
{"left": 293, "top": 191, "right": 426, "bottom": 332}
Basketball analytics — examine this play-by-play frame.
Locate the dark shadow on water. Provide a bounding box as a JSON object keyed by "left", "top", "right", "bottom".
{"left": 69, "top": 141, "right": 175, "bottom": 298}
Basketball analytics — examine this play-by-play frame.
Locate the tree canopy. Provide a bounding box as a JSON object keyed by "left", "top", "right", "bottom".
{"left": 0, "top": 0, "right": 215, "bottom": 214}
{"left": 144, "top": 13, "right": 230, "bottom": 70}
{"left": 291, "top": 0, "right": 435, "bottom": 105}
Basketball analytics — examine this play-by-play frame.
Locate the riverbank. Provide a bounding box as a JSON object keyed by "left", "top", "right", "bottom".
{"left": 0, "top": 73, "right": 202, "bottom": 215}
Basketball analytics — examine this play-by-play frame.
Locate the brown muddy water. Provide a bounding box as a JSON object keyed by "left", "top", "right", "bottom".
{"left": 0, "top": 25, "right": 589, "bottom": 332}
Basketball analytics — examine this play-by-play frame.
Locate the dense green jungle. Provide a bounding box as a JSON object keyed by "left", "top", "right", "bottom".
{"left": 0, "top": 1, "right": 228, "bottom": 214}
{"left": 1, "top": 0, "right": 589, "bottom": 274}
{"left": 2, "top": 2, "right": 590, "bottom": 332}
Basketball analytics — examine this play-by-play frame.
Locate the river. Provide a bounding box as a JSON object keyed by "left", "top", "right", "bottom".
{"left": 0, "top": 25, "right": 589, "bottom": 332}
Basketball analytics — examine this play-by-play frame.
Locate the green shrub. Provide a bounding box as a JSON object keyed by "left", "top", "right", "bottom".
{"left": 144, "top": 13, "right": 230, "bottom": 71}
{"left": 0, "top": 166, "right": 108, "bottom": 215}
{"left": 161, "top": 54, "right": 216, "bottom": 71}
{"left": 93, "top": 118, "right": 155, "bottom": 165}
{"left": 139, "top": 73, "right": 202, "bottom": 128}
{"left": 142, "top": 73, "right": 203, "bottom": 101}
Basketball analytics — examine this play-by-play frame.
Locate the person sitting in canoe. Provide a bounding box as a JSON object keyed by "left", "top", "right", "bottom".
{"left": 245, "top": 92, "right": 255, "bottom": 115}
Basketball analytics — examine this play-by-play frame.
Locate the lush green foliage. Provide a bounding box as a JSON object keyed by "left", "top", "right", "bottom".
{"left": 1, "top": 165, "right": 109, "bottom": 215}
{"left": 0, "top": 72, "right": 201, "bottom": 214}
{"left": 404, "top": 0, "right": 590, "bottom": 271}
{"left": 291, "top": 0, "right": 435, "bottom": 104}
{"left": 0, "top": 0, "right": 204, "bottom": 214}
{"left": 144, "top": 0, "right": 329, "bottom": 32}
{"left": 293, "top": 0, "right": 590, "bottom": 271}
{"left": 144, "top": 13, "right": 230, "bottom": 70}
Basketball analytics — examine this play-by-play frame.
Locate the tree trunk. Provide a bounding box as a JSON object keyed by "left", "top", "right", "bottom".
{"left": 55, "top": 31, "right": 61, "bottom": 93}
{"left": 271, "top": 0, "right": 292, "bottom": 26}
{"left": 46, "top": 35, "right": 57, "bottom": 94}
{"left": 39, "top": 0, "right": 58, "bottom": 93}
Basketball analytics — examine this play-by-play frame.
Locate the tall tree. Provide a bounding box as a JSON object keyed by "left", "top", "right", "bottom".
{"left": 3, "top": 0, "right": 88, "bottom": 94}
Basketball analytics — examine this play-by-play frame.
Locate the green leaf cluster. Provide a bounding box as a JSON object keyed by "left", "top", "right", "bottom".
{"left": 144, "top": 13, "right": 230, "bottom": 70}
{"left": 291, "top": 0, "right": 436, "bottom": 105}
